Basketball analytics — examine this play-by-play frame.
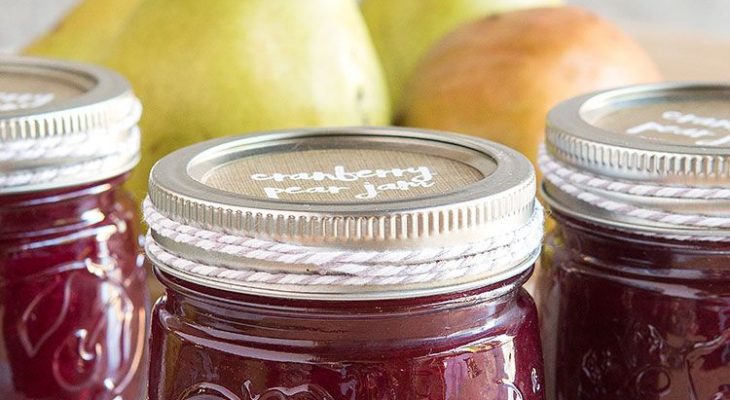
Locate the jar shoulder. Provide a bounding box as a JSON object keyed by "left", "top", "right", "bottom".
{"left": 541, "top": 218, "right": 730, "bottom": 285}
{"left": 152, "top": 287, "right": 539, "bottom": 354}
{"left": 0, "top": 182, "right": 140, "bottom": 241}
{"left": 148, "top": 291, "right": 544, "bottom": 400}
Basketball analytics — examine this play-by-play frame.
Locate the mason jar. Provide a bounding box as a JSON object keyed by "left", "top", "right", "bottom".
{"left": 0, "top": 57, "right": 149, "bottom": 399}
{"left": 144, "top": 127, "right": 546, "bottom": 400}
{"left": 536, "top": 83, "right": 730, "bottom": 400}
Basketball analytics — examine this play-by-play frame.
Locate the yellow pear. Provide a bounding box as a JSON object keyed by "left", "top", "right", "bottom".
{"left": 105, "top": 0, "right": 391, "bottom": 201}
{"left": 24, "top": 0, "right": 143, "bottom": 62}
{"left": 361, "top": 0, "right": 563, "bottom": 115}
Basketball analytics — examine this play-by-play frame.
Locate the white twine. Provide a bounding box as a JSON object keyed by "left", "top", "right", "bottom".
{"left": 144, "top": 198, "right": 544, "bottom": 287}
{"left": 539, "top": 146, "right": 730, "bottom": 241}
{"left": 0, "top": 127, "right": 140, "bottom": 189}
{"left": 0, "top": 130, "right": 124, "bottom": 162}
{"left": 0, "top": 100, "right": 142, "bottom": 189}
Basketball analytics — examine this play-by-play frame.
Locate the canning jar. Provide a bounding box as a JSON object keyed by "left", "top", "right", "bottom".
{"left": 536, "top": 83, "right": 730, "bottom": 400}
{"left": 0, "top": 57, "right": 149, "bottom": 399}
{"left": 144, "top": 128, "right": 546, "bottom": 400}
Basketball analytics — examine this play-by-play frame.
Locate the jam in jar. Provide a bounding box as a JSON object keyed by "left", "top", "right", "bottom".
{"left": 536, "top": 83, "right": 730, "bottom": 400}
{"left": 144, "top": 127, "right": 546, "bottom": 399}
{"left": 0, "top": 57, "right": 148, "bottom": 399}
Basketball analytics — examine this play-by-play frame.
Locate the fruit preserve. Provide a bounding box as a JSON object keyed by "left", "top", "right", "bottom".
{"left": 536, "top": 83, "right": 730, "bottom": 400}
{"left": 144, "top": 128, "right": 546, "bottom": 399}
{"left": 0, "top": 57, "right": 148, "bottom": 399}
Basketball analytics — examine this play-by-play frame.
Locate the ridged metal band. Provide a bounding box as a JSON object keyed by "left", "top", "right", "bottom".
{"left": 0, "top": 92, "right": 139, "bottom": 142}
{"left": 546, "top": 82, "right": 730, "bottom": 186}
{"left": 148, "top": 128, "right": 537, "bottom": 248}
{"left": 0, "top": 56, "right": 137, "bottom": 141}
{"left": 546, "top": 130, "right": 730, "bottom": 182}
{"left": 148, "top": 180, "right": 534, "bottom": 245}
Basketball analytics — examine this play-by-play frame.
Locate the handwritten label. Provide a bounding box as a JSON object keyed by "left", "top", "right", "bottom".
{"left": 251, "top": 165, "right": 436, "bottom": 200}
{"left": 626, "top": 110, "right": 730, "bottom": 146}
{"left": 0, "top": 91, "right": 55, "bottom": 112}
{"left": 200, "top": 148, "right": 487, "bottom": 203}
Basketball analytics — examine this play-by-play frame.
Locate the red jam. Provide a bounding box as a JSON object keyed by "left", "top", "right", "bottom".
{"left": 149, "top": 268, "right": 545, "bottom": 400}
{"left": 0, "top": 177, "right": 149, "bottom": 400}
{"left": 537, "top": 212, "right": 730, "bottom": 400}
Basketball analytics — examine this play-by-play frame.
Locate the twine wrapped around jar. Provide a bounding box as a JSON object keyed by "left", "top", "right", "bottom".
{"left": 540, "top": 146, "right": 730, "bottom": 241}
{"left": 145, "top": 198, "right": 544, "bottom": 288}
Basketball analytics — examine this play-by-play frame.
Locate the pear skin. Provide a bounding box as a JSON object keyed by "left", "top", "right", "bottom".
{"left": 105, "top": 0, "right": 391, "bottom": 201}
{"left": 24, "top": 0, "right": 143, "bottom": 62}
{"left": 401, "top": 7, "right": 661, "bottom": 167}
{"left": 361, "top": 0, "right": 563, "bottom": 115}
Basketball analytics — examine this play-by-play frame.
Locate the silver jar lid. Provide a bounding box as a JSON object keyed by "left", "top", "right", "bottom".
{"left": 544, "top": 82, "right": 730, "bottom": 237}
{"left": 147, "top": 127, "right": 540, "bottom": 299}
{"left": 0, "top": 56, "right": 141, "bottom": 193}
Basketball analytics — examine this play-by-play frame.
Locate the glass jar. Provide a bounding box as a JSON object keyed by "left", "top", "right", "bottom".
{"left": 151, "top": 268, "right": 542, "bottom": 400}
{"left": 536, "top": 83, "right": 730, "bottom": 400}
{"left": 0, "top": 57, "right": 148, "bottom": 399}
{"left": 144, "top": 128, "right": 546, "bottom": 399}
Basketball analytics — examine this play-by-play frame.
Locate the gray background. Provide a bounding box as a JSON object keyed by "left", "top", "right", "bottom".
{"left": 0, "top": 0, "right": 728, "bottom": 53}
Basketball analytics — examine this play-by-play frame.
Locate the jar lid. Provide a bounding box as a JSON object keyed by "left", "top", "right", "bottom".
{"left": 543, "top": 82, "right": 730, "bottom": 238}
{"left": 146, "top": 127, "right": 541, "bottom": 300}
{"left": 0, "top": 56, "right": 141, "bottom": 193}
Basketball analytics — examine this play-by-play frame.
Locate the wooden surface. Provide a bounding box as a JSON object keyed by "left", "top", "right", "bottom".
{"left": 633, "top": 28, "right": 730, "bottom": 81}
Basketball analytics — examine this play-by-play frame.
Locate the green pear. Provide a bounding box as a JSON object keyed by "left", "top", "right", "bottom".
{"left": 105, "top": 0, "right": 391, "bottom": 201}
{"left": 24, "top": 0, "right": 144, "bottom": 62}
{"left": 361, "top": 0, "right": 563, "bottom": 115}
